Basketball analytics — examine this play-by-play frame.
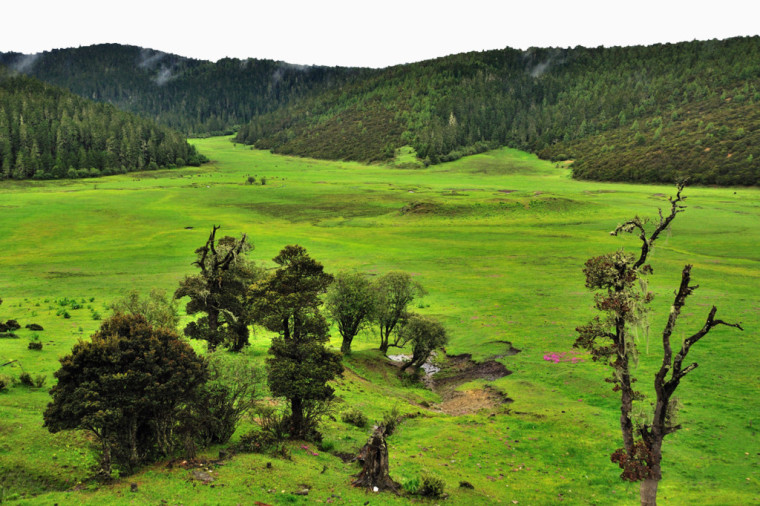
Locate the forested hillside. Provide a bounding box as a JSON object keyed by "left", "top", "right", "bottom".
{"left": 0, "top": 69, "right": 205, "bottom": 179}
{"left": 237, "top": 37, "right": 760, "bottom": 184}
{"left": 0, "top": 44, "right": 370, "bottom": 136}
{"left": 4, "top": 38, "right": 760, "bottom": 184}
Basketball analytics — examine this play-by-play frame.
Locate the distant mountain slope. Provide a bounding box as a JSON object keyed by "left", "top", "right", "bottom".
{"left": 0, "top": 68, "right": 204, "bottom": 179}
{"left": 236, "top": 37, "right": 760, "bottom": 184}
{"left": 0, "top": 44, "right": 371, "bottom": 136}
{"left": 5, "top": 39, "right": 760, "bottom": 185}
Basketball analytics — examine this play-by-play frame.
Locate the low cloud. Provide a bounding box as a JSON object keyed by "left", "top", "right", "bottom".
{"left": 11, "top": 53, "right": 40, "bottom": 73}
{"left": 137, "top": 48, "right": 165, "bottom": 70}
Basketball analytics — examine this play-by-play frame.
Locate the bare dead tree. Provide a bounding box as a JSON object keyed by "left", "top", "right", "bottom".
{"left": 175, "top": 226, "right": 257, "bottom": 351}
{"left": 575, "top": 183, "right": 743, "bottom": 505}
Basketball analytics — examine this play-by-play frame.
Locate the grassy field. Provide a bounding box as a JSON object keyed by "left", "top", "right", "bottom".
{"left": 0, "top": 136, "right": 758, "bottom": 504}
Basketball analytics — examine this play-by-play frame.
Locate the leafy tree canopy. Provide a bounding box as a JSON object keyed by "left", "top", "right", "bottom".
{"left": 43, "top": 313, "right": 207, "bottom": 476}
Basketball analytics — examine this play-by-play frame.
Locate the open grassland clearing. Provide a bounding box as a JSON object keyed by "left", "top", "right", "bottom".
{"left": 0, "top": 136, "right": 758, "bottom": 504}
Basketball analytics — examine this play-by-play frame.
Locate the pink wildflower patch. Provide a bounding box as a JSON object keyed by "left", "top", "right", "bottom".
{"left": 542, "top": 351, "right": 586, "bottom": 364}
{"left": 300, "top": 445, "right": 319, "bottom": 456}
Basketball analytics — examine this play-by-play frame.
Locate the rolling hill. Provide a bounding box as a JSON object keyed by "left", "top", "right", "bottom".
{"left": 3, "top": 37, "right": 760, "bottom": 184}
{"left": 0, "top": 68, "right": 204, "bottom": 179}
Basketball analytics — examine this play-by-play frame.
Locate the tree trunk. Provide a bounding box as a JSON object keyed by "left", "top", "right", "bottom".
{"left": 208, "top": 307, "right": 220, "bottom": 352}
{"left": 640, "top": 478, "right": 659, "bottom": 506}
{"left": 353, "top": 426, "right": 399, "bottom": 492}
{"left": 129, "top": 418, "right": 139, "bottom": 470}
{"left": 290, "top": 397, "right": 304, "bottom": 439}
{"left": 341, "top": 336, "right": 353, "bottom": 355}
{"left": 99, "top": 439, "right": 112, "bottom": 477}
{"left": 615, "top": 316, "right": 635, "bottom": 454}
{"left": 230, "top": 323, "right": 249, "bottom": 352}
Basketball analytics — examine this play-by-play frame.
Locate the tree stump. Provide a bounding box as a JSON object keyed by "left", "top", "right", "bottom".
{"left": 352, "top": 425, "right": 399, "bottom": 493}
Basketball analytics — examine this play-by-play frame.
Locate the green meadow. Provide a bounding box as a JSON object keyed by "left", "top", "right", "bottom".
{"left": 0, "top": 136, "right": 758, "bottom": 504}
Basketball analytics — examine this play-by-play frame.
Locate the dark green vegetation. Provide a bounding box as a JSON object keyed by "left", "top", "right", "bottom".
{"left": 325, "top": 271, "right": 374, "bottom": 354}
{"left": 175, "top": 228, "right": 258, "bottom": 352}
{"left": 43, "top": 313, "right": 207, "bottom": 476}
{"left": 0, "top": 70, "right": 205, "bottom": 180}
{"left": 250, "top": 245, "right": 343, "bottom": 440}
{"left": 239, "top": 36, "right": 760, "bottom": 185}
{"left": 0, "top": 138, "right": 758, "bottom": 504}
{"left": 0, "top": 44, "right": 367, "bottom": 136}
{"left": 5, "top": 38, "right": 760, "bottom": 184}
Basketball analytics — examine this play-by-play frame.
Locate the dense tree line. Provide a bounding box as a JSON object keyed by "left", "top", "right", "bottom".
{"left": 0, "top": 44, "right": 370, "bottom": 136}
{"left": 0, "top": 70, "right": 205, "bottom": 180}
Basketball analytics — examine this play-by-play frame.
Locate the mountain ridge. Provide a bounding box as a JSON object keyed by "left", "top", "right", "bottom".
{"left": 3, "top": 38, "right": 760, "bottom": 185}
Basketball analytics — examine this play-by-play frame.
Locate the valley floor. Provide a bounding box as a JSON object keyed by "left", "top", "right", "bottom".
{"left": 0, "top": 137, "right": 758, "bottom": 504}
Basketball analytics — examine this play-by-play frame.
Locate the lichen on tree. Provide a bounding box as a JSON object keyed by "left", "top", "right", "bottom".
{"left": 574, "top": 182, "right": 743, "bottom": 505}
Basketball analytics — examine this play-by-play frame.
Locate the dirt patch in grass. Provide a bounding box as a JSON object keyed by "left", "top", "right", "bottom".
{"left": 45, "top": 270, "right": 93, "bottom": 279}
{"left": 400, "top": 201, "right": 439, "bottom": 215}
{"left": 430, "top": 354, "right": 513, "bottom": 415}
{"left": 332, "top": 451, "right": 357, "bottom": 463}
{"left": 231, "top": 201, "right": 389, "bottom": 223}
{"left": 434, "top": 354, "right": 511, "bottom": 388}
{"left": 437, "top": 385, "right": 512, "bottom": 416}
{"left": 488, "top": 340, "right": 521, "bottom": 359}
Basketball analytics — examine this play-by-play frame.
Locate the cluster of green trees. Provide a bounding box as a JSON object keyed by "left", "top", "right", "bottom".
{"left": 43, "top": 227, "right": 446, "bottom": 477}
{"left": 0, "top": 70, "right": 206, "bottom": 180}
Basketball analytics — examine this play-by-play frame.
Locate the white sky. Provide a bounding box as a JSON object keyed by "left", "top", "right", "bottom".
{"left": 2, "top": 0, "right": 760, "bottom": 68}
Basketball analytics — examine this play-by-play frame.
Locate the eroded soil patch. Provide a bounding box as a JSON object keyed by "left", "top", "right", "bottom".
{"left": 437, "top": 385, "right": 512, "bottom": 416}
{"left": 430, "top": 352, "right": 515, "bottom": 415}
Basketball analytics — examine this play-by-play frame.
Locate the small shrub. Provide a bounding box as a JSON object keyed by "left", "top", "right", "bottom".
{"left": 341, "top": 408, "right": 368, "bottom": 428}
{"left": 419, "top": 474, "right": 445, "bottom": 498}
{"left": 17, "top": 372, "right": 46, "bottom": 388}
{"left": 317, "top": 439, "right": 335, "bottom": 452}
{"left": 256, "top": 405, "right": 290, "bottom": 442}
{"left": 260, "top": 176, "right": 267, "bottom": 185}
{"left": 18, "top": 372, "right": 34, "bottom": 387}
{"left": 92, "top": 311, "right": 101, "bottom": 320}
{"left": 382, "top": 405, "right": 401, "bottom": 437}
{"left": 28, "top": 341, "right": 43, "bottom": 351}
{"left": 235, "top": 429, "right": 278, "bottom": 454}
{"left": 188, "top": 352, "right": 262, "bottom": 446}
{"left": 0, "top": 375, "right": 10, "bottom": 392}
{"left": 400, "top": 369, "right": 423, "bottom": 387}
{"left": 25, "top": 324, "right": 44, "bottom": 331}
{"left": 403, "top": 477, "right": 420, "bottom": 495}
{"left": 5, "top": 320, "right": 21, "bottom": 331}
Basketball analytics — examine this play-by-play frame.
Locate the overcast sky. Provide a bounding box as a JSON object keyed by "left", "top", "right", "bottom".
{"left": 3, "top": 0, "right": 759, "bottom": 68}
